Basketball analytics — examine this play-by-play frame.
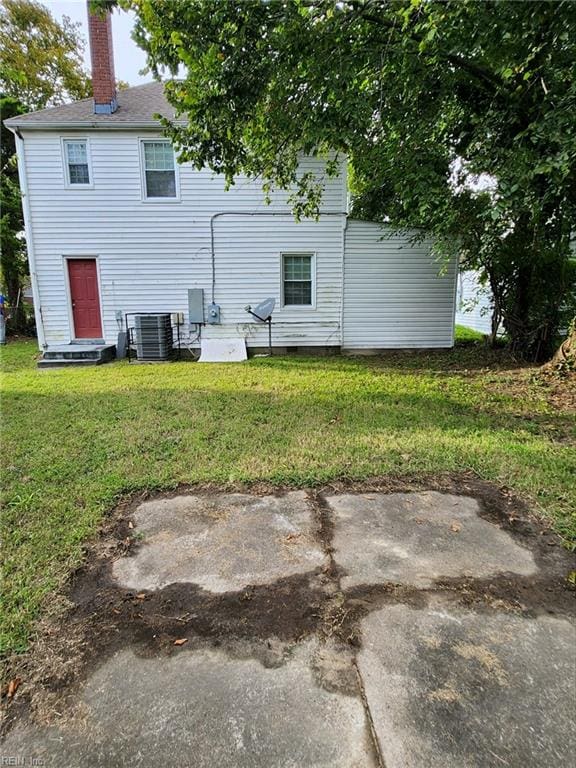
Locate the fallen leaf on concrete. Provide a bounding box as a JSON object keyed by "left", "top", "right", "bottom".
{"left": 450, "top": 521, "right": 462, "bottom": 533}
{"left": 7, "top": 678, "right": 21, "bottom": 698}
{"left": 173, "top": 638, "right": 188, "bottom": 646}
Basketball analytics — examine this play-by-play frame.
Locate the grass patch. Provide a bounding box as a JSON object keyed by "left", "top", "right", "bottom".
{"left": 455, "top": 324, "right": 486, "bottom": 343}
{"left": 1, "top": 338, "right": 575, "bottom": 656}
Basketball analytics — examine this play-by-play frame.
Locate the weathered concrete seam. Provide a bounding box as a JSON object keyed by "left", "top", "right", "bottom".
{"left": 307, "top": 490, "right": 387, "bottom": 768}
{"left": 353, "top": 658, "right": 386, "bottom": 768}
{"left": 306, "top": 490, "right": 337, "bottom": 577}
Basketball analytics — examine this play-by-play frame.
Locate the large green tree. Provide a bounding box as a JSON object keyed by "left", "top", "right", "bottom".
{"left": 0, "top": 0, "right": 91, "bottom": 110}
{"left": 1, "top": 0, "right": 90, "bottom": 330}
{"left": 110, "top": 0, "right": 575, "bottom": 361}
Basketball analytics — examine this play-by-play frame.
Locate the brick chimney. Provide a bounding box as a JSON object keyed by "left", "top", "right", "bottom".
{"left": 87, "top": 3, "right": 117, "bottom": 114}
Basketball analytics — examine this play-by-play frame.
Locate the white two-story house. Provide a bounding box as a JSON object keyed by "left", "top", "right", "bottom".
{"left": 5, "top": 7, "right": 457, "bottom": 364}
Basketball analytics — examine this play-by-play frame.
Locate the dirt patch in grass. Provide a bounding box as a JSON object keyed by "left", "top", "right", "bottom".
{"left": 484, "top": 367, "right": 576, "bottom": 413}
{"left": 538, "top": 372, "right": 576, "bottom": 413}
{"left": 364, "top": 345, "right": 526, "bottom": 374}
{"left": 2, "top": 473, "right": 573, "bottom": 737}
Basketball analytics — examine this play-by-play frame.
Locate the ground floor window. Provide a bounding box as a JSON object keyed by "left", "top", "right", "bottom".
{"left": 282, "top": 253, "right": 315, "bottom": 306}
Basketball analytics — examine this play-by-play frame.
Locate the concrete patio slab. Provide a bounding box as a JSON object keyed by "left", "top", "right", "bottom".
{"left": 358, "top": 599, "right": 576, "bottom": 768}
{"left": 113, "top": 491, "right": 326, "bottom": 592}
{"left": 326, "top": 491, "right": 537, "bottom": 589}
{"left": 3, "top": 486, "right": 573, "bottom": 768}
{"left": 3, "top": 642, "right": 376, "bottom": 768}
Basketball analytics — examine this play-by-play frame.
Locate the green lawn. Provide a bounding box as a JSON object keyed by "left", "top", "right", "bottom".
{"left": 1, "top": 338, "right": 574, "bottom": 657}
{"left": 454, "top": 324, "right": 487, "bottom": 343}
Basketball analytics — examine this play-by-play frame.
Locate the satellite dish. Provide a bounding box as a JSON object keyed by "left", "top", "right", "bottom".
{"left": 251, "top": 297, "right": 275, "bottom": 322}
{"left": 244, "top": 297, "right": 276, "bottom": 356}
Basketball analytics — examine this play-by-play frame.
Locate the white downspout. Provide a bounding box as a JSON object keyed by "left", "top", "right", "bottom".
{"left": 14, "top": 130, "right": 46, "bottom": 349}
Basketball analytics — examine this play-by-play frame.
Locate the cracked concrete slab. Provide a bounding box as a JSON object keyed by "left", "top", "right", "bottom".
{"left": 3, "top": 642, "right": 376, "bottom": 768}
{"left": 113, "top": 491, "right": 327, "bottom": 592}
{"left": 326, "top": 492, "right": 537, "bottom": 588}
{"left": 358, "top": 599, "right": 576, "bottom": 768}
{"left": 3, "top": 484, "right": 573, "bottom": 768}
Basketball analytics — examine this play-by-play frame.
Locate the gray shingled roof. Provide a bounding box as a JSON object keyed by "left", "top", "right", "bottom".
{"left": 4, "top": 82, "right": 178, "bottom": 129}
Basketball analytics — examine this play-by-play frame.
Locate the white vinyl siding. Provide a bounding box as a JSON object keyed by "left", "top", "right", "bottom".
{"left": 140, "top": 140, "right": 178, "bottom": 200}
{"left": 20, "top": 132, "right": 459, "bottom": 352}
{"left": 21, "top": 131, "right": 346, "bottom": 348}
{"left": 63, "top": 139, "right": 90, "bottom": 186}
{"left": 343, "top": 220, "right": 457, "bottom": 349}
{"left": 455, "top": 270, "right": 493, "bottom": 334}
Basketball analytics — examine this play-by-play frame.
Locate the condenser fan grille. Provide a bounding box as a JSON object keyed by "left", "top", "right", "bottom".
{"left": 134, "top": 314, "right": 174, "bottom": 360}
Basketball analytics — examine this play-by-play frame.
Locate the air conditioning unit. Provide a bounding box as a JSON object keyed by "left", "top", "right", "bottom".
{"left": 134, "top": 314, "right": 173, "bottom": 361}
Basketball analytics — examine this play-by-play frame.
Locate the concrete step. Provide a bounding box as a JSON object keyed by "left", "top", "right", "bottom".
{"left": 38, "top": 358, "right": 106, "bottom": 369}
{"left": 43, "top": 350, "right": 102, "bottom": 360}
{"left": 39, "top": 344, "right": 116, "bottom": 367}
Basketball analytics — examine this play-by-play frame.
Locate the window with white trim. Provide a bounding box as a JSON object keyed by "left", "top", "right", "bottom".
{"left": 141, "top": 140, "right": 177, "bottom": 199}
{"left": 282, "top": 253, "right": 314, "bottom": 306}
{"left": 64, "top": 140, "right": 90, "bottom": 185}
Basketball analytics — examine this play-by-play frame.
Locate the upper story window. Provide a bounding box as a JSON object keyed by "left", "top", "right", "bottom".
{"left": 282, "top": 253, "right": 315, "bottom": 307}
{"left": 63, "top": 139, "right": 91, "bottom": 186}
{"left": 141, "top": 140, "right": 178, "bottom": 200}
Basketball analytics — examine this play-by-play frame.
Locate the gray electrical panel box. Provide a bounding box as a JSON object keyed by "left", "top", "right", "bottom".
{"left": 207, "top": 303, "right": 221, "bottom": 324}
{"left": 188, "top": 288, "right": 204, "bottom": 324}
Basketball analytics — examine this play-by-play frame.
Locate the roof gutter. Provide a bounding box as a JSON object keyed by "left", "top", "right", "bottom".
{"left": 4, "top": 120, "right": 186, "bottom": 132}
{"left": 14, "top": 130, "right": 47, "bottom": 349}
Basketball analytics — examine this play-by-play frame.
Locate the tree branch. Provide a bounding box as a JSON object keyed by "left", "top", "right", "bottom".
{"left": 347, "top": 2, "right": 503, "bottom": 91}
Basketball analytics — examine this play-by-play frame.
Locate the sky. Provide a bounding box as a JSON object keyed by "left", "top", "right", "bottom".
{"left": 47, "top": 1, "right": 149, "bottom": 86}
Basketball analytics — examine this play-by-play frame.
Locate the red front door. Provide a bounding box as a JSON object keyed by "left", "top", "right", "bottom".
{"left": 68, "top": 259, "right": 102, "bottom": 339}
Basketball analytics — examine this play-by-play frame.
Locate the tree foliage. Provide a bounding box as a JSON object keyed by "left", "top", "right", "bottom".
{"left": 0, "top": 0, "right": 90, "bottom": 110}
{"left": 111, "top": 0, "right": 576, "bottom": 361}
{"left": 1, "top": 0, "right": 91, "bottom": 331}
{"left": 0, "top": 96, "right": 27, "bottom": 328}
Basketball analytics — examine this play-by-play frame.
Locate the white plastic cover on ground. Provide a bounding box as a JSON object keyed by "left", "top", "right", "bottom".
{"left": 198, "top": 338, "right": 247, "bottom": 362}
